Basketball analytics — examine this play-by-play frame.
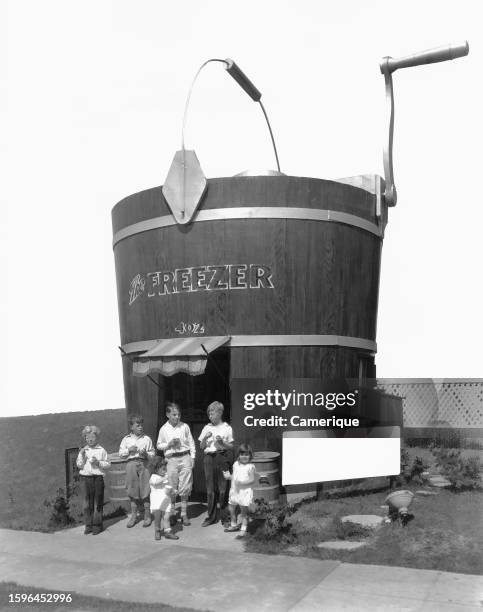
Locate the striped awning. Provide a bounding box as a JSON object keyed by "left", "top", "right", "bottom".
{"left": 132, "top": 336, "right": 230, "bottom": 377}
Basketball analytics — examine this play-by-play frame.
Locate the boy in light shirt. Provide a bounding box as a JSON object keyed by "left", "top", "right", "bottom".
{"left": 156, "top": 403, "right": 196, "bottom": 527}
{"left": 198, "top": 401, "right": 234, "bottom": 527}
{"left": 76, "top": 425, "right": 111, "bottom": 535}
{"left": 119, "top": 414, "right": 155, "bottom": 528}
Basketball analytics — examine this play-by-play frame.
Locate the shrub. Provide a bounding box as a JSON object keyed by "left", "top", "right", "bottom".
{"left": 43, "top": 485, "right": 81, "bottom": 529}
{"left": 408, "top": 455, "right": 428, "bottom": 484}
{"left": 431, "top": 447, "right": 482, "bottom": 491}
{"left": 391, "top": 448, "right": 428, "bottom": 487}
{"left": 251, "top": 499, "right": 296, "bottom": 542}
{"left": 400, "top": 447, "right": 410, "bottom": 471}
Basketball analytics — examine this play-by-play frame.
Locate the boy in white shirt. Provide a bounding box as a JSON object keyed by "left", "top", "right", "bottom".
{"left": 76, "top": 425, "right": 111, "bottom": 535}
{"left": 157, "top": 403, "right": 196, "bottom": 527}
{"left": 119, "top": 414, "right": 155, "bottom": 528}
{"left": 198, "top": 401, "right": 234, "bottom": 527}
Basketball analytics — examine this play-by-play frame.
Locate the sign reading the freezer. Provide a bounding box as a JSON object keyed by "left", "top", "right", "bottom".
{"left": 129, "top": 263, "right": 274, "bottom": 305}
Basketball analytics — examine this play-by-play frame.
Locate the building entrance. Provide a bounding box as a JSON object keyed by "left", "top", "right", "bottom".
{"left": 158, "top": 348, "right": 230, "bottom": 498}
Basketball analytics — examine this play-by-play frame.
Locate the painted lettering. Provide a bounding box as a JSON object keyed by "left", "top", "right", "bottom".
{"left": 129, "top": 274, "right": 145, "bottom": 305}
{"left": 128, "top": 263, "right": 275, "bottom": 305}
{"left": 250, "top": 264, "right": 274, "bottom": 289}
{"left": 159, "top": 271, "right": 175, "bottom": 295}
{"left": 229, "top": 264, "right": 248, "bottom": 289}
{"left": 176, "top": 268, "right": 191, "bottom": 292}
{"left": 146, "top": 271, "right": 161, "bottom": 297}
{"left": 191, "top": 267, "right": 208, "bottom": 291}
{"left": 207, "top": 265, "right": 229, "bottom": 290}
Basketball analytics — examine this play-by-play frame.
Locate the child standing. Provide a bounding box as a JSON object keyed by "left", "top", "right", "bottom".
{"left": 76, "top": 425, "right": 111, "bottom": 535}
{"left": 119, "top": 414, "right": 155, "bottom": 528}
{"left": 156, "top": 403, "right": 196, "bottom": 527}
{"left": 149, "top": 457, "right": 179, "bottom": 541}
{"left": 223, "top": 444, "right": 256, "bottom": 537}
{"left": 198, "top": 401, "right": 234, "bottom": 527}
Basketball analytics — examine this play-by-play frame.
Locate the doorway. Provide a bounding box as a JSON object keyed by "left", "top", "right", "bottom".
{"left": 158, "top": 347, "right": 230, "bottom": 497}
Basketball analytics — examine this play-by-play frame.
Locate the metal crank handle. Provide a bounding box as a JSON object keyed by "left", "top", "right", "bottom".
{"left": 380, "top": 41, "right": 469, "bottom": 74}
{"left": 380, "top": 41, "right": 469, "bottom": 207}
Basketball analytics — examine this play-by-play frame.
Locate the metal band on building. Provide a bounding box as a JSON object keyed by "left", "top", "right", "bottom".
{"left": 121, "top": 334, "right": 377, "bottom": 355}
{"left": 113, "top": 207, "right": 382, "bottom": 247}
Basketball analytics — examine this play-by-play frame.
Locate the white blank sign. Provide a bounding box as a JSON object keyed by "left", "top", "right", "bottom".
{"left": 282, "top": 431, "right": 400, "bottom": 485}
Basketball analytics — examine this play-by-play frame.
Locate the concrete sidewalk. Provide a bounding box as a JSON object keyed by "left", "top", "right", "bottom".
{"left": 1, "top": 509, "right": 482, "bottom": 611}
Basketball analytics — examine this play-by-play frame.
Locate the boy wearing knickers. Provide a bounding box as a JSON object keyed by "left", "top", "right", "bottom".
{"left": 156, "top": 403, "right": 195, "bottom": 527}
{"left": 119, "top": 414, "right": 155, "bottom": 528}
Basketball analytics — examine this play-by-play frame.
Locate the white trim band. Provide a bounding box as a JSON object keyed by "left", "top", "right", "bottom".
{"left": 113, "top": 206, "right": 381, "bottom": 247}
{"left": 121, "top": 334, "right": 377, "bottom": 355}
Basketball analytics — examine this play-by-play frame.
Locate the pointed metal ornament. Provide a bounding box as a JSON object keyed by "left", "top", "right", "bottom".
{"left": 162, "top": 149, "right": 207, "bottom": 225}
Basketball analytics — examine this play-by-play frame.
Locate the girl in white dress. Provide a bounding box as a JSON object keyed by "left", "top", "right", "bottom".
{"left": 150, "top": 457, "right": 179, "bottom": 541}
{"left": 223, "top": 444, "right": 256, "bottom": 537}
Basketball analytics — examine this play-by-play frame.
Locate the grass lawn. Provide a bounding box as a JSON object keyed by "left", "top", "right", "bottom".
{"left": 246, "top": 485, "right": 483, "bottom": 575}
{"left": 0, "top": 410, "right": 126, "bottom": 531}
{"left": 0, "top": 582, "right": 202, "bottom": 612}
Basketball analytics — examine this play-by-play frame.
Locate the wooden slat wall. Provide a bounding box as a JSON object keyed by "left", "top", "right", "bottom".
{"left": 229, "top": 346, "right": 367, "bottom": 462}
{"left": 121, "top": 356, "right": 160, "bottom": 443}
{"left": 113, "top": 226, "right": 380, "bottom": 344}
{"left": 111, "top": 176, "right": 376, "bottom": 235}
{"left": 112, "top": 176, "right": 381, "bottom": 447}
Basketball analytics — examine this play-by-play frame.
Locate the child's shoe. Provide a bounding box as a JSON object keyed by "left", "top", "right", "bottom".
{"left": 169, "top": 514, "right": 177, "bottom": 527}
{"left": 155, "top": 529, "right": 162, "bottom": 541}
{"left": 143, "top": 504, "right": 152, "bottom": 527}
{"left": 224, "top": 524, "right": 240, "bottom": 532}
{"left": 220, "top": 509, "right": 230, "bottom": 525}
{"left": 126, "top": 514, "right": 138, "bottom": 528}
{"left": 182, "top": 516, "right": 191, "bottom": 527}
{"left": 164, "top": 532, "right": 179, "bottom": 540}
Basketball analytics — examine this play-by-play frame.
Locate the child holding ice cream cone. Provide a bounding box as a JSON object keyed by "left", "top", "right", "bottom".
{"left": 223, "top": 443, "right": 255, "bottom": 537}
{"left": 76, "top": 425, "right": 111, "bottom": 535}
{"left": 149, "top": 457, "right": 179, "bottom": 541}
{"left": 156, "top": 403, "right": 196, "bottom": 527}
{"left": 119, "top": 414, "right": 155, "bottom": 528}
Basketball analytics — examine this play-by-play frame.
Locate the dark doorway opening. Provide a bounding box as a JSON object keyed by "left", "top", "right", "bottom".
{"left": 157, "top": 347, "right": 231, "bottom": 498}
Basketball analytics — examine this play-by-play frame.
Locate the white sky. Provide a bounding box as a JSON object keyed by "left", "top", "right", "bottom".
{"left": 2, "top": 0, "right": 482, "bottom": 417}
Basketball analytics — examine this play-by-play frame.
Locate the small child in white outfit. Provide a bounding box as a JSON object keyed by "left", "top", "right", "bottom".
{"left": 223, "top": 444, "right": 256, "bottom": 537}
{"left": 150, "top": 457, "right": 179, "bottom": 541}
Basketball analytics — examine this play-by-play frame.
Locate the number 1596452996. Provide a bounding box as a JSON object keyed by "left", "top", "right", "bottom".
{"left": 9, "top": 593, "right": 73, "bottom": 603}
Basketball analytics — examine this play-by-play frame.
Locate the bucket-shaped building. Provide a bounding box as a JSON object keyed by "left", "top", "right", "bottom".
{"left": 112, "top": 173, "right": 387, "bottom": 495}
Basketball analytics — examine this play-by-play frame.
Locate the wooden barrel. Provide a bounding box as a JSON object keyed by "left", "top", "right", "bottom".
{"left": 112, "top": 176, "right": 383, "bottom": 439}
{"left": 252, "top": 451, "right": 280, "bottom": 506}
{"left": 105, "top": 453, "right": 130, "bottom": 510}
